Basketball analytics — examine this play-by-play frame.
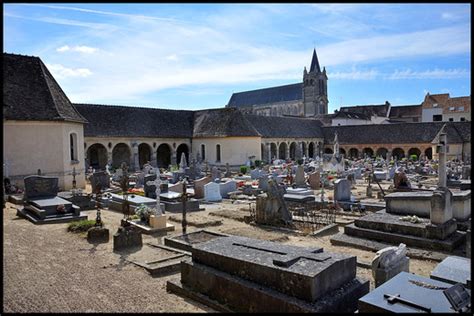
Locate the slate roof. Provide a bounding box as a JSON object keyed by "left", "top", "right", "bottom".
{"left": 227, "top": 83, "right": 302, "bottom": 108}
{"left": 244, "top": 114, "right": 324, "bottom": 138}
{"left": 322, "top": 121, "right": 470, "bottom": 145}
{"left": 74, "top": 103, "right": 194, "bottom": 138}
{"left": 193, "top": 108, "right": 260, "bottom": 137}
{"left": 309, "top": 49, "right": 321, "bottom": 73}
{"left": 389, "top": 104, "right": 422, "bottom": 118}
{"left": 332, "top": 110, "right": 370, "bottom": 120}
{"left": 3, "top": 53, "right": 87, "bottom": 123}
{"left": 340, "top": 102, "right": 390, "bottom": 117}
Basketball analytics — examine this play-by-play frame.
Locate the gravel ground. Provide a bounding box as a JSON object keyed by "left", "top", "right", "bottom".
{"left": 3, "top": 181, "right": 439, "bottom": 312}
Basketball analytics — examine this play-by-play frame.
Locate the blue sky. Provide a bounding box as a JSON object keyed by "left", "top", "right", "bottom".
{"left": 3, "top": 3, "right": 471, "bottom": 112}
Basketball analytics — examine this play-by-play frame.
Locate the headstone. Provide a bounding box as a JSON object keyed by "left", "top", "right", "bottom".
{"left": 24, "top": 175, "right": 58, "bottom": 199}
{"left": 90, "top": 171, "right": 110, "bottom": 193}
{"left": 308, "top": 171, "right": 320, "bottom": 190}
{"left": 258, "top": 176, "right": 270, "bottom": 192}
{"left": 430, "top": 255, "right": 471, "bottom": 287}
{"left": 294, "top": 165, "right": 306, "bottom": 187}
{"left": 144, "top": 174, "right": 157, "bottom": 198}
{"left": 371, "top": 244, "right": 410, "bottom": 287}
{"left": 113, "top": 226, "right": 143, "bottom": 252}
{"left": 224, "top": 163, "right": 232, "bottom": 178}
{"left": 211, "top": 166, "right": 221, "bottom": 181}
{"left": 179, "top": 152, "right": 187, "bottom": 172}
{"left": 135, "top": 172, "right": 145, "bottom": 188}
{"left": 204, "top": 181, "right": 222, "bottom": 202}
{"left": 194, "top": 176, "right": 212, "bottom": 199}
{"left": 256, "top": 179, "right": 291, "bottom": 225}
{"left": 334, "top": 179, "right": 351, "bottom": 202}
{"left": 219, "top": 180, "right": 237, "bottom": 198}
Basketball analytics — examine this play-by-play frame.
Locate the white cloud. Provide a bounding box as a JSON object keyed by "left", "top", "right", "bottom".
{"left": 56, "top": 45, "right": 98, "bottom": 53}
{"left": 388, "top": 68, "right": 470, "bottom": 80}
{"left": 45, "top": 64, "right": 93, "bottom": 79}
{"left": 57, "top": 45, "right": 70, "bottom": 52}
{"left": 166, "top": 54, "right": 178, "bottom": 61}
{"left": 330, "top": 69, "right": 378, "bottom": 80}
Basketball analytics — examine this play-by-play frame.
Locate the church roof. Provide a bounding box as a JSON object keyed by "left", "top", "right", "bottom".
{"left": 193, "top": 108, "right": 261, "bottom": 137}
{"left": 244, "top": 114, "right": 324, "bottom": 138}
{"left": 74, "top": 103, "right": 194, "bottom": 138}
{"left": 227, "top": 83, "right": 302, "bottom": 108}
{"left": 321, "top": 121, "right": 469, "bottom": 145}
{"left": 3, "top": 53, "right": 87, "bottom": 123}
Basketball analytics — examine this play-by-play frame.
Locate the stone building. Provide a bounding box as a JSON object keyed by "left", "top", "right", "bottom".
{"left": 226, "top": 49, "right": 328, "bottom": 117}
{"left": 421, "top": 92, "right": 471, "bottom": 122}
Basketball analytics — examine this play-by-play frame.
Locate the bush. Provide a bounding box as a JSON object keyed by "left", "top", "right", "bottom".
{"left": 254, "top": 160, "right": 262, "bottom": 168}
{"left": 297, "top": 159, "right": 303, "bottom": 165}
{"left": 67, "top": 219, "right": 97, "bottom": 233}
{"left": 240, "top": 166, "right": 248, "bottom": 174}
{"left": 410, "top": 154, "right": 418, "bottom": 161}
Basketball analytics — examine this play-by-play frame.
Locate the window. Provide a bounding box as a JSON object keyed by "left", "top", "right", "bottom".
{"left": 458, "top": 106, "right": 465, "bottom": 111}
{"left": 449, "top": 118, "right": 454, "bottom": 122}
{"left": 70, "top": 133, "right": 78, "bottom": 161}
{"left": 432, "top": 103, "right": 438, "bottom": 107}
{"left": 433, "top": 115, "right": 442, "bottom": 121}
{"left": 216, "top": 144, "right": 221, "bottom": 162}
{"left": 449, "top": 107, "right": 455, "bottom": 111}
{"left": 460, "top": 117, "right": 466, "bottom": 122}
{"left": 201, "top": 144, "right": 206, "bottom": 160}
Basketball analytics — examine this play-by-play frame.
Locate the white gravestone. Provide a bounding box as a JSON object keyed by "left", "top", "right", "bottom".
{"left": 204, "top": 181, "right": 222, "bottom": 202}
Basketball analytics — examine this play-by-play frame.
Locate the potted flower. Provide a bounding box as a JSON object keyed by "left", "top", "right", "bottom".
{"left": 134, "top": 204, "right": 153, "bottom": 224}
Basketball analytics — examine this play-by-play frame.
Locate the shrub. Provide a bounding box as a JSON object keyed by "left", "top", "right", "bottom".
{"left": 240, "top": 166, "right": 248, "bottom": 174}
{"left": 67, "top": 219, "right": 97, "bottom": 233}
{"left": 297, "top": 159, "right": 303, "bottom": 165}
{"left": 410, "top": 154, "right": 418, "bottom": 161}
{"left": 254, "top": 160, "right": 262, "bottom": 168}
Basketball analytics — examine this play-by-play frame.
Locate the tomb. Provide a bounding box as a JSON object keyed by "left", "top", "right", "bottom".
{"left": 371, "top": 244, "right": 410, "bottom": 287}
{"left": 159, "top": 191, "right": 201, "bottom": 213}
{"left": 17, "top": 176, "right": 87, "bottom": 224}
{"left": 430, "top": 256, "right": 471, "bottom": 288}
{"left": 167, "top": 235, "right": 369, "bottom": 312}
{"left": 113, "top": 225, "right": 143, "bottom": 252}
{"left": 358, "top": 271, "right": 471, "bottom": 313}
{"left": 193, "top": 176, "right": 212, "bottom": 199}
{"left": 107, "top": 193, "right": 156, "bottom": 213}
{"left": 333, "top": 178, "right": 351, "bottom": 202}
{"left": 164, "top": 229, "right": 230, "bottom": 252}
{"left": 256, "top": 179, "right": 292, "bottom": 226}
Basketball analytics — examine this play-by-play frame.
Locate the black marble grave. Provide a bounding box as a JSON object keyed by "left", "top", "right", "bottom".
{"left": 17, "top": 176, "right": 87, "bottom": 224}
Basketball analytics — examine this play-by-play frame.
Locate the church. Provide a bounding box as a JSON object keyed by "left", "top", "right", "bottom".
{"left": 226, "top": 49, "right": 328, "bottom": 117}
{"left": 3, "top": 52, "right": 471, "bottom": 191}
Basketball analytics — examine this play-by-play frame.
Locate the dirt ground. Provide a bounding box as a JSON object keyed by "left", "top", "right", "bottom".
{"left": 3, "top": 180, "right": 440, "bottom": 313}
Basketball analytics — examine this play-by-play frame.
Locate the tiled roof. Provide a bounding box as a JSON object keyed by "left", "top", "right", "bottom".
{"left": 389, "top": 104, "right": 422, "bottom": 118}
{"left": 74, "top": 103, "right": 194, "bottom": 138}
{"left": 322, "top": 121, "right": 469, "bottom": 145}
{"left": 3, "top": 53, "right": 87, "bottom": 123}
{"left": 193, "top": 108, "right": 260, "bottom": 137}
{"left": 227, "top": 83, "right": 302, "bottom": 108}
{"left": 244, "top": 114, "right": 324, "bottom": 138}
{"left": 339, "top": 103, "right": 390, "bottom": 117}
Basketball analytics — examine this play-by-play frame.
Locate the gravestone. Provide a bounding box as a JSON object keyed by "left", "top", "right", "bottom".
{"left": 113, "top": 225, "right": 143, "bottom": 252}
{"left": 204, "top": 181, "right": 222, "bottom": 202}
{"left": 224, "top": 163, "right": 232, "bottom": 178}
{"left": 168, "top": 235, "right": 369, "bottom": 313}
{"left": 371, "top": 244, "right": 410, "bottom": 287}
{"left": 144, "top": 174, "right": 157, "bottom": 198}
{"left": 194, "top": 176, "right": 212, "bottom": 199}
{"left": 18, "top": 176, "right": 86, "bottom": 224}
{"left": 90, "top": 171, "right": 110, "bottom": 193}
{"left": 256, "top": 179, "right": 291, "bottom": 226}
{"left": 258, "top": 176, "right": 270, "bottom": 192}
{"left": 334, "top": 179, "right": 351, "bottom": 202}
{"left": 135, "top": 172, "right": 145, "bottom": 188}
{"left": 430, "top": 256, "right": 471, "bottom": 287}
{"left": 294, "top": 165, "right": 306, "bottom": 188}
{"left": 211, "top": 166, "right": 221, "bottom": 181}
{"left": 308, "top": 171, "right": 320, "bottom": 190}
{"left": 219, "top": 180, "right": 237, "bottom": 198}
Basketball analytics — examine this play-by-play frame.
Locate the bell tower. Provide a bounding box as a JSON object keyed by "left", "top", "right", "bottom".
{"left": 303, "top": 48, "right": 328, "bottom": 116}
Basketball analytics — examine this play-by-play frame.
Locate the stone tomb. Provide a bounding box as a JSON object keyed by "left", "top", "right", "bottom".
{"left": 333, "top": 178, "right": 351, "bottom": 202}
{"left": 17, "top": 176, "right": 87, "bottom": 224}
{"left": 167, "top": 235, "right": 369, "bottom": 313}
{"left": 193, "top": 176, "right": 212, "bottom": 199}
{"left": 107, "top": 193, "right": 156, "bottom": 213}
{"left": 164, "top": 229, "right": 230, "bottom": 252}
{"left": 159, "top": 191, "right": 201, "bottom": 213}
{"left": 358, "top": 271, "right": 470, "bottom": 313}
{"left": 430, "top": 256, "right": 471, "bottom": 288}
{"left": 90, "top": 171, "right": 111, "bottom": 193}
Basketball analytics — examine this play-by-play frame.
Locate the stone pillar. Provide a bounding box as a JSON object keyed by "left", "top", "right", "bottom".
{"left": 285, "top": 143, "right": 290, "bottom": 160}
{"left": 151, "top": 151, "right": 157, "bottom": 168}
{"left": 107, "top": 150, "right": 113, "bottom": 166}
{"left": 131, "top": 142, "right": 139, "bottom": 172}
{"left": 438, "top": 129, "right": 447, "bottom": 188}
{"left": 172, "top": 149, "right": 177, "bottom": 166}
{"left": 296, "top": 142, "right": 303, "bottom": 160}
{"left": 387, "top": 150, "right": 392, "bottom": 162}
{"left": 266, "top": 143, "right": 271, "bottom": 163}
{"left": 304, "top": 142, "right": 309, "bottom": 158}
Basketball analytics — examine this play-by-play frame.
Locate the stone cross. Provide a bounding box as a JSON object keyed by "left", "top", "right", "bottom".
{"left": 437, "top": 125, "right": 447, "bottom": 188}
{"left": 179, "top": 152, "right": 187, "bottom": 172}
{"left": 37, "top": 169, "right": 42, "bottom": 176}
{"left": 146, "top": 169, "right": 162, "bottom": 216}
{"left": 333, "top": 132, "right": 339, "bottom": 156}
{"left": 68, "top": 167, "right": 80, "bottom": 190}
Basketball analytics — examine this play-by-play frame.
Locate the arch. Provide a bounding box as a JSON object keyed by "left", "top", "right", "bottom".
{"left": 87, "top": 143, "right": 108, "bottom": 170}
{"left": 176, "top": 143, "right": 189, "bottom": 166}
{"left": 424, "top": 147, "right": 433, "bottom": 160}
{"left": 376, "top": 147, "right": 388, "bottom": 159}
{"left": 112, "top": 143, "right": 131, "bottom": 168}
{"left": 339, "top": 148, "right": 346, "bottom": 157}
{"left": 302, "top": 142, "right": 307, "bottom": 157}
{"left": 138, "top": 143, "right": 152, "bottom": 169}
{"left": 308, "top": 142, "right": 315, "bottom": 158}
{"left": 348, "top": 148, "right": 359, "bottom": 159}
{"left": 408, "top": 148, "right": 421, "bottom": 160}
{"left": 270, "top": 143, "right": 278, "bottom": 160}
{"left": 363, "top": 147, "right": 374, "bottom": 158}
{"left": 157, "top": 143, "right": 172, "bottom": 168}
{"left": 278, "top": 142, "right": 287, "bottom": 159}
{"left": 324, "top": 148, "right": 333, "bottom": 154}
{"left": 289, "top": 142, "right": 297, "bottom": 160}
{"left": 392, "top": 148, "right": 405, "bottom": 160}
{"left": 69, "top": 133, "right": 78, "bottom": 161}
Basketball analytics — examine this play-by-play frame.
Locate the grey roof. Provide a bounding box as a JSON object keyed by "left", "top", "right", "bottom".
{"left": 74, "top": 103, "right": 194, "bottom": 138}
{"left": 389, "top": 104, "right": 422, "bottom": 118}
{"left": 322, "top": 121, "right": 470, "bottom": 145}
{"left": 332, "top": 110, "right": 370, "bottom": 120}
{"left": 227, "top": 83, "right": 302, "bottom": 108}
{"left": 244, "top": 114, "right": 324, "bottom": 138}
{"left": 193, "top": 108, "right": 260, "bottom": 137}
{"left": 340, "top": 102, "right": 390, "bottom": 117}
{"left": 3, "top": 53, "right": 87, "bottom": 123}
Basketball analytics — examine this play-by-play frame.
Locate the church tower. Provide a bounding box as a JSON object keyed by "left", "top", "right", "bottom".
{"left": 303, "top": 48, "right": 328, "bottom": 116}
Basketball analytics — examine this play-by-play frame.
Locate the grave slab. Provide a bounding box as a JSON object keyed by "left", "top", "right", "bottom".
{"left": 163, "top": 229, "right": 229, "bottom": 252}
{"left": 430, "top": 256, "right": 471, "bottom": 288}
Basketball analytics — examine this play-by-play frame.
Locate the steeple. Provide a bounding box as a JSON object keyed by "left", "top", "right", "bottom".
{"left": 309, "top": 48, "right": 321, "bottom": 73}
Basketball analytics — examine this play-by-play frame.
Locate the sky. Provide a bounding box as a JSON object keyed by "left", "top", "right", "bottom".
{"left": 3, "top": 3, "right": 471, "bottom": 112}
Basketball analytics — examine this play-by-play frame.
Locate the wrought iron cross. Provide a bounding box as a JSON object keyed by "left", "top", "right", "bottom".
{"left": 146, "top": 176, "right": 162, "bottom": 216}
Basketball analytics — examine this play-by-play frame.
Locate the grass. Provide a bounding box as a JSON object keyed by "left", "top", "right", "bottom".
{"left": 67, "top": 219, "right": 98, "bottom": 233}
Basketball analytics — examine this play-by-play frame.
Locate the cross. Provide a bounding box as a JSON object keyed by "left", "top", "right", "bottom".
{"left": 383, "top": 293, "right": 431, "bottom": 313}
{"left": 68, "top": 167, "right": 81, "bottom": 190}
{"left": 146, "top": 172, "right": 162, "bottom": 216}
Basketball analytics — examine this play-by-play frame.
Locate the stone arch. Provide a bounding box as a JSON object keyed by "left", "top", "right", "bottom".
{"left": 112, "top": 143, "right": 131, "bottom": 168}
{"left": 424, "top": 147, "right": 433, "bottom": 160}
{"left": 308, "top": 142, "right": 315, "bottom": 158}
{"left": 157, "top": 143, "right": 172, "bottom": 168}
{"left": 376, "top": 147, "right": 388, "bottom": 159}
{"left": 270, "top": 143, "right": 278, "bottom": 160}
{"left": 363, "top": 147, "right": 374, "bottom": 158}
{"left": 392, "top": 148, "right": 405, "bottom": 160}
{"left": 138, "top": 143, "right": 152, "bottom": 169}
{"left": 348, "top": 148, "right": 359, "bottom": 159}
{"left": 289, "top": 142, "right": 297, "bottom": 160}
{"left": 339, "top": 148, "right": 346, "bottom": 157}
{"left": 176, "top": 143, "right": 189, "bottom": 166}
{"left": 278, "top": 142, "right": 287, "bottom": 159}
{"left": 324, "top": 148, "right": 333, "bottom": 154}
{"left": 87, "top": 143, "right": 108, "bottom": 170}
{"left": 408, "top": 148, "right": 421, "bottom": 160}
{"left": 302, "top": 142, "right": 307, "bottom": 157}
